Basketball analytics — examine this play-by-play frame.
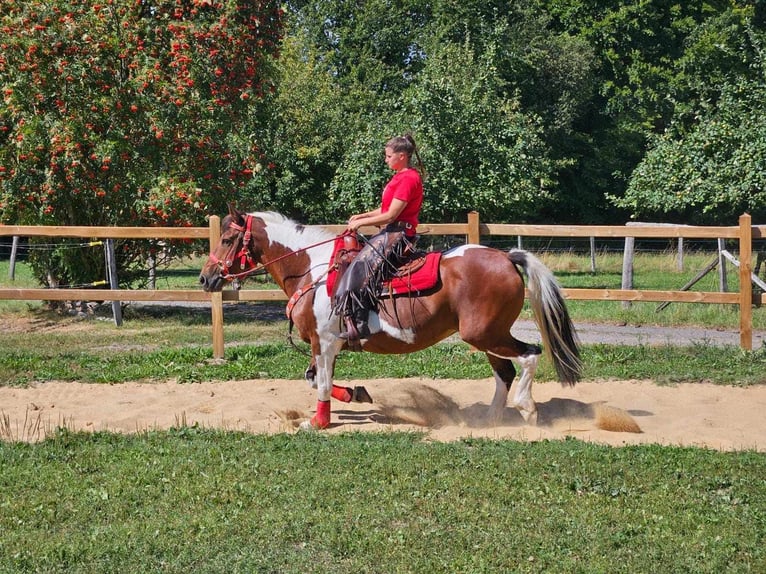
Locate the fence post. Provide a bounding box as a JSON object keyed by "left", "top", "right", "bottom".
{"left": 677, "top": 238, "right": 684, "bottom": 271}
{"left": 9, "top": 236, "right": 19, "bottom": 280}
{"left": 589, "top": 237, "right": 596, "bottom": 273}
{"left": 621, "top": 236, "right": 635, "bottom": 309}
{"left": 148, "top": 243, "right": 156, "bottom": 290}
{"left": 718, "top": 238, "right": 728, "bottom": 292}
{"left": 209, "top": 216, "right": 225, "bottom": 359}
{"left": 467, "top": 211, "right": 480, "bottom": 244}
{"left": 104, "top": 239, "right": 123, "bottom": 326}
{"left": 739, "top": 213, "right": 753, "bottom": 350}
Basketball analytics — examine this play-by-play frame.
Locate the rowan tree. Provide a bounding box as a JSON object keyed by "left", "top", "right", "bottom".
{"left": 0, "top": 0, "right": 282, "bottom": 287}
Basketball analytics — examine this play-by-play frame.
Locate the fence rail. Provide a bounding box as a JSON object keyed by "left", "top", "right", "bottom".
{"left": 2, "top": 213, "right": 764, "bottom": 355}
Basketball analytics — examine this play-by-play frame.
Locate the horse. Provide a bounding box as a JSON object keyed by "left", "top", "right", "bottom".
{"left": 199, "top": 205, "right": 582, "bottom": 430}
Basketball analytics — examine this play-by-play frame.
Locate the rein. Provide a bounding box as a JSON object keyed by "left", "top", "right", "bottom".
{"left": 210, "top": 215, "right": 360, "bottom": 356}
{"left": 210, "top": 214, "right": 344, "bottom": 282}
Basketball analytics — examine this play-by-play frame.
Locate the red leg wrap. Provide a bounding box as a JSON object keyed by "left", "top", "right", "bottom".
{"left": 310, "top": 400, "right": 331, "bottom": 429}
{"left": 331, "top": 385, "right": 353, "bottom": 403}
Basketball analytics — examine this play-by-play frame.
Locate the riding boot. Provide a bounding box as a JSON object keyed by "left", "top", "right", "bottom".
{"left": 353, "top": 306, "right": 371, "bottom": 339}
{"left": 339, "top": 307, "right": 370, "bottom": 351}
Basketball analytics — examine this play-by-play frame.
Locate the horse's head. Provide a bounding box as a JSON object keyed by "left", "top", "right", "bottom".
{"left": 199, "top": 204, "right": 264, "bottom": 292}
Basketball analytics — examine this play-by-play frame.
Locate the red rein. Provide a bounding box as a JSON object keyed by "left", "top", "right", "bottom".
{"left": 211, "top": 215, "right": 350, "bottom": 282}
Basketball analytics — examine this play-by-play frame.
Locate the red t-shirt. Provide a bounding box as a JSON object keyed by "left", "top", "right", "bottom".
{"left": 381, "top": 168, "right": 423, "bottom": 235}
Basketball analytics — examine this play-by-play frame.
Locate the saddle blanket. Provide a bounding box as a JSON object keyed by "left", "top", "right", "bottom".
{"left": 326, "top": 236, "right": 442, "bottom": 297}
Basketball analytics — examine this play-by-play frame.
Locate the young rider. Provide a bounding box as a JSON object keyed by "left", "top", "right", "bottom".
{"left": 332, "top": 134, "right": 425, "bottom": 350}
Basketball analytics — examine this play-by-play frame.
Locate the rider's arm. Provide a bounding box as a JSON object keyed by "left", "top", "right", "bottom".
{"left": 347, "top": 199, "right": 407, "bottom": 231}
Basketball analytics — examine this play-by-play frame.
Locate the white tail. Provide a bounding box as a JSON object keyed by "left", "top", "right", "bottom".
{"left": 508, "top": 249, "right": 582, "bottom": 385}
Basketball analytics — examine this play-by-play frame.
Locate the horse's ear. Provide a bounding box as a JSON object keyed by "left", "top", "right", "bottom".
{"left": 227, "top": 203, "right": 244, "bottom": 223}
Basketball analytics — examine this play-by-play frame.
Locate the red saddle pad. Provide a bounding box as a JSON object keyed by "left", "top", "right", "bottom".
{"left": 326, "top": 236, "right": 441, "bottom": 297}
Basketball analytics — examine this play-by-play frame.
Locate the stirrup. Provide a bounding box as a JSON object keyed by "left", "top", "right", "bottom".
{"left": 339, "top": 316, "right": 367, "bottom": 351}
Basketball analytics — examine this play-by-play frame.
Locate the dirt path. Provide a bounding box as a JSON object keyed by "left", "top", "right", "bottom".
{"left": 2, "top": 378, "right": 765, "bottom": 451}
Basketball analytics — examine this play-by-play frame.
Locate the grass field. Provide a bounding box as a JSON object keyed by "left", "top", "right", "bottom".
{"left": 2, "top": 249, "right": 766, "bottom": 329}
{"left": 2, "top": 251, "right": 765, "bottom": 388}
{"left": 1, "top": 252, "right": 766, "bottom": 572}
{"left": 2, "top": 431, "right": 765, "bottom": 573}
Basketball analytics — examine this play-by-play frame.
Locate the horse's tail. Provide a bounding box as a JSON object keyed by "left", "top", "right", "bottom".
{"left": 508, "top": 249, "right": 582, "bottom": 385}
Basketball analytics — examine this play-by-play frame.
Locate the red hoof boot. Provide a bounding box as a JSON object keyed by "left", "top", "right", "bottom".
{"left": 331, "top": 385, "right": 353, "bottom": 403}
{"left": 308, "top": 400, "right": 331, "bottom": 429}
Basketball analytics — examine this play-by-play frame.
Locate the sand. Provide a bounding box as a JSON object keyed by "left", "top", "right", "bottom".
{"left": 2, "top": 377, "right": 765, "bottom": 451}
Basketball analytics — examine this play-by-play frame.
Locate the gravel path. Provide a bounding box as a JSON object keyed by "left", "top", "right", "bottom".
{"left": 512, "top": 319, "right": 766, "bottom": 348}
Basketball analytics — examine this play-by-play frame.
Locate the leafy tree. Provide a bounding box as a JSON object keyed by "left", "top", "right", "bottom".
{"left": 256, "top": 0, "right": 431, "bottom": 223}
{"left": 614, "top": 4, "right": 766, "bottom": 223}
{"left": 243, "top": 25, "right": 373, "bottom": 223}
{"left": 330, "top": 41, "right": 557, "bottom": 223}
{"left": 274, "top": 0, "right": 594, "bottom": 224}
{"left": 616, "top": 79, "right": 766, "bottom": 224}
{"left": 0, "top": 0, "right": 282, "bottom": 287}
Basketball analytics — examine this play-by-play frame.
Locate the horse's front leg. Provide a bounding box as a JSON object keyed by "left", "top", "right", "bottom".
{"left": 304, "top": 357, "right": 374, "bottom": 404}
{"left": 301, "top": 350, "right": 336, "bottom": 430}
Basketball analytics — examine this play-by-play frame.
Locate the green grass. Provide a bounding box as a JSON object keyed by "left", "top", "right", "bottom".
{"left": 2, "top": 254, "right": 766, "bottom": 387}
{"left": 0, "top": 431, "right": 764, "bottom": 573}
{"left": 3, "top": 251, "right": 766, "bottom": 330}
{"left": 2, "top": 338, "right": 766, "bottom": 387}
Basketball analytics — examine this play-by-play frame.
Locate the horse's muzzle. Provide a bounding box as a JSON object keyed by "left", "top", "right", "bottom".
{"left": 199, "top": 272, "right": 224, "bottom": 293}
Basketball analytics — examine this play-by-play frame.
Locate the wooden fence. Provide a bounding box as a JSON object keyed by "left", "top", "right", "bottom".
{"left": 1, "top": 213, "right": 764, "bottom": 356}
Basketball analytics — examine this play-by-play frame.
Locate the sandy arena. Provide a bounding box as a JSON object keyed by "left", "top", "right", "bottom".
{"left": 2, "top": 377, "right": 766, "bottom": 451}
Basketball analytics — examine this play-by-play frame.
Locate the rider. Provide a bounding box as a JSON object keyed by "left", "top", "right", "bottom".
{"left": 333, "top": 134, "right": 425, "bottom": 350}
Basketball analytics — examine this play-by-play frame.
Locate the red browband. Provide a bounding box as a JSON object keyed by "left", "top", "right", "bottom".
{"left": 211, "top": 215, "right": 346, "bottom": 281}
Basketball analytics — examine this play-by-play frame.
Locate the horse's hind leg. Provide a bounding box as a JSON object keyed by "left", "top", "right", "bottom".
{"left": 486, "top": 354, "right": 515, "bottom": 425}
{"left": 509, "top": 353, "right": 540, "bottom": 425}
{"left": 485, "top": 341, "right": 542, "bottom": 426}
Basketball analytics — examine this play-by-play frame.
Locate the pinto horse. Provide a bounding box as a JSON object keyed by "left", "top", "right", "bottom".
{"left": 199, "top": 206, "right": 582, "bottom": 430}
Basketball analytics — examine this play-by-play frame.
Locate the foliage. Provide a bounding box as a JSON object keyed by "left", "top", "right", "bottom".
{"left": 617, "top": 81, "right": 766, "bottom": 223}
{"left": 0, "top": 0, "right": 282, "bottom": 286}
{"left": 330, "top": 41, "right": 559, "bottom": 223}
{"left": 270, "top": 1, "right": 765, "bottom": 226}
{"left": 2, "top": 0, "right": 765, "bottom": 292}
{"left": 2, "top": 431, "right": 766, "bottom": 572}
{"left": 243, "top": 32, "right": 352, "bottom": 223}
{"left": 272, "top": 0, "right": 597, "bottom": 224}
{"left": 614, "top": 8, "right": 766, "bottom": 223}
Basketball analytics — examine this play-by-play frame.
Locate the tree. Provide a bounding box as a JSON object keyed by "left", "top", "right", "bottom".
{"left": 0, "top": 0, "right": 282, "bottom": 287}
{"left": 614, "top": 5, "right": 766, "bottom": 223}
{"left": 272, "top": 0, "right": 593, "bottom": 224}
{"left": 616, "top": 79, "right": 766, "bottom": 224}
{"left": 329, "top": 41, "right": 557, "bottom": 223}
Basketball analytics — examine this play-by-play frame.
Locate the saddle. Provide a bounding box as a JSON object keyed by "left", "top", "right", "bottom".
{"left": 326, "top": 234, "right": 441, "bottom": 298}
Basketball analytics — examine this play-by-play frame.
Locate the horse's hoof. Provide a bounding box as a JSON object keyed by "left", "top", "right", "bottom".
{"left": 299, "top": 413, "right": 330, "bottom": 431}
{"left": 299, "top": 420, "right": 317, "bottom": 431}
{"left": 521, "top": 410, "right": 538, "bottom": 426}
{"left": 352, "top": 386, "right": 373, "bottom": 403}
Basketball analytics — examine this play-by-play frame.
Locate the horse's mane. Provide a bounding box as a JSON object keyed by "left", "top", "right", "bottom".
{"left": 249, "top": 211, "right": 337, "bottom": 243}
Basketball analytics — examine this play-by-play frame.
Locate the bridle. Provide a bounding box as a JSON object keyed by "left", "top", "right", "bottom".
{"left": 207, "top": 214, "right": 261, "bottom": 280}
{"left": 208, "top": 214, "right": 346, "bottom": 282}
